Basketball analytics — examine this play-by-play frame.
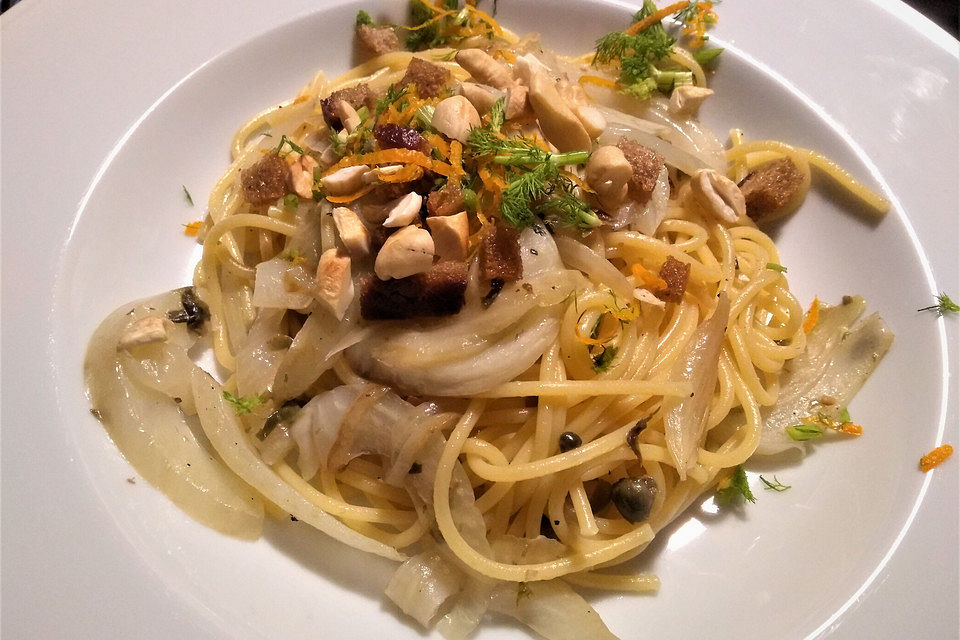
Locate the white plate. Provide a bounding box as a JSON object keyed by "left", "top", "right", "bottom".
{"left": 2, "top": 1, "right": 957, "bottom": 638}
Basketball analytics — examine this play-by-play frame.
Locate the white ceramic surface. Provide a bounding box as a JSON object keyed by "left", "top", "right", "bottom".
{"left": 2, "top": 1, "right": 957, "bottom": 638}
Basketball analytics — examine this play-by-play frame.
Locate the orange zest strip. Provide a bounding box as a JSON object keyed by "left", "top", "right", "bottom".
{"left": 579, "top": 75, "right": 621, "bottom": 91}
{"left": 423, "top": 133, "right": 451, "bottom": 160}
{"left": 920, "top": 444, "right": 953, "bottom": 472}
{"left": 323, "top": 148, "right": 458, "bottom": 178}
{"left": 183, "top": 221, "right": 203, "bottom": 236}
{"left": 562, "top": 170, "right": 595, "bottom": 194}
{"left": 802, "top": 297, "right": 820, "bottom": 334}
{"left": 448, "top": 140, "right": 464, "bottom": 176}
{"left": 624, "top": 1, "right": 689, "bottom": 35}
{"left": 478, "top": 165, "right": 507, "bottom": 191}
{"left": 631, "top": 263, "right": 668, "bottom": 291}
{"left": 840, "top": 422, "right": 863, "bottom": 436}
{"left": 574, "top": 311, "right": 621, "bottom": 346}
{"left": 326, "top": 185, "right": 375, "bottom": 204}
{"left": 464, "top": 5, "right": 503, "bottom": 36}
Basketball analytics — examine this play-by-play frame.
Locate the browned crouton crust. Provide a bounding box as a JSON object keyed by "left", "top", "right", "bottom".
{"left": 320, "top": 84, "right": 373, "bottom": 128}
{"left": 356, "top": 24, "right": 400, "bottom": 57}
{"left": 427, "top": 181, "right": 464, "bottom": 217}
{"left": 738, "top": 158, "right": 805, "bottom": 223}
{"left": 479, "top": 221, "right": 522, "bottom": 282}
{"left": 240, "top": 154, "right": 288, "bottom": 204}
{"left": 360, "top": 261, "right": 468, "bottom": 320}
{"left": 617, "top": 137, "right": 664, "bottom": 203}
{"left": 400, "top": 57, "right": 451, "bottom": 98}
{"left": 655, "top": 256, "right": 690, "bottom": 303}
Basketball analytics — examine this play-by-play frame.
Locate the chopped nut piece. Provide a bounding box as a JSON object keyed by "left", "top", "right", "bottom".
{"left": 382, "top": 192, "right": 423, "bottom": 228}
{"left": 315, "top": 249, "right": 354, "bottom": 319}
{"left": 527, "top": 72, "right": 591, "bottom": 152}
{"left": 455, "top": 48, "right": 513, "bottom": 89}
{"left": 321, "top": 165, "right": 369, "bottom": 196}
{"left": 118, "top": 317, "right": 170, "bottom": 351}
{"left": 375, "top": 225, "right": 435, "bottom": 280}
{"left": 289, "top": 155, "right": 320, "bottom": 200}
{"left": 690, "top": 169, "right": 746, "bottom": 222}
{"left": 427, "top": 212, "right": 469, "bottom": 260}
{"left": 669, "top": 85, "right": 714, "bottom": 118}
{"left": 585, "top": 145, "right": 632, "bottom": 211}
{"left": 332, "top": 206, "right": 371, "bottom": 256}
{"left": 431, "top": 96, "right": 481, "bottom": 143}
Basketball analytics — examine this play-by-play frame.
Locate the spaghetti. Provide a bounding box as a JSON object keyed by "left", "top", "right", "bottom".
{"left": 84, "top": 3, "right": 893, "bottom": 638}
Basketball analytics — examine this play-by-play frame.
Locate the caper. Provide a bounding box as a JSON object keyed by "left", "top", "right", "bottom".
{"left": 611, "top": 475, "right": 658, "bottom": 523}
{"left": 261, "top": 402, "right": 301, "bottom": 437}
{"left": 558, "top": 431, "right": 582, "bottom": 453}
{"left": 167, "top": 287, "right": 209, "bottom": 331}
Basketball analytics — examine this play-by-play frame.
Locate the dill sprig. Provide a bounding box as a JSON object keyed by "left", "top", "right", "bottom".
{"left": 759, "top": 475, "right": 791, "bottom": 492}
{"left": 376, "top": 84, "right": 409, "bottom": 116}
{"left": 716, "top": 464, "right": 755, "bottom": 505}
{"left": 489, "top": 97, "right": 505, "bottom": 132}
{"left": 918, "top": 293, "right": 960, "bottom": 316}
{"left": 593, "top": 1, "right": 692, "bottom": 99}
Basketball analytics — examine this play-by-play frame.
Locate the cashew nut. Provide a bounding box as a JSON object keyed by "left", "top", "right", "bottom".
{"left": 374, "top": 225, "right": 435, "bottom": 280}
{"left": 513, "top": 53, "right": 551, "bottom": 86}
{"left": 527, "top": 72, "right": 591, "bottom": 152}
{"left": 321, "top": 165, "right": 368, "bottom": 196}
{"left": 460, "top": 82, "right": 527, "bottom": 121}
{"left": 575, "top": 105, "right": 606, "bottom": 139}
{"left": 504, "top": 84, "right": 528, "bottom": 120}
{"left": 557, "top": 80, "right": 605, "bottom": 138}
{"left": 585, "top": 145, "right": 633, "bottom": 210}
{"left": 315, "top": 248, "right": 354, "bottom": 319}
{"left": 669, "top": 86, "right": 714, "bottom": 118}
{"left": 459, "top": 82, "right": 504, "bottom": 117}
{"left": 118, "top": 316, "right": 170, "bottom": 351}
{"left": 690, "top": 169, "right": 746, "bottom": 222}
{"left": 382, "top": 192, "right": 423, "bottom": 227}
{"left": 335, "top": 99, "right": 362, "bottom": 133}
{"left": 431, "top": 95, "right": 481, "bottom": 143}
{"left": 289, "top": 155, "right": 319, "bottom": 199}
{"left": 362, "top": 164, "right": 404, "bottom": 184}
{"left": 332, "top": 206, "right": 371, "bottom": 256}
{"left": 455, "top": 49, "right": 513, "bottom": 89}
{"left": 427, "top": 211, "right": 469, "bottom": 260}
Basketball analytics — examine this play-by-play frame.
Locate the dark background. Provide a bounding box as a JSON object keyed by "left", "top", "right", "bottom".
{"left": 0, "top": 0, "right": 957, "bottom": 37}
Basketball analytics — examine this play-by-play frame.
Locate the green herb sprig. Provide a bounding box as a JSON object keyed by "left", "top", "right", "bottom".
{"left": 223, "top": 390, "right": 265, "bottom": 415}
{"left": 716, "top": 464, "right": 755, "bottom": 505}
{"left": 759, "top": 475, "right": 791, "bottom": 492}
{"left": 918, "top": 293, "right": 960, "bottom": 316}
